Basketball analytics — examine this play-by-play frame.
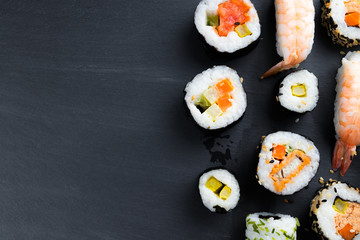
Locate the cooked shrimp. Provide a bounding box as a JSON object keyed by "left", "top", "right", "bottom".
{"left": 261, "top": 0, "right": 315, "bottom": 79}
{"left": 333, "top": 51, "right": 360, "bottom": 176}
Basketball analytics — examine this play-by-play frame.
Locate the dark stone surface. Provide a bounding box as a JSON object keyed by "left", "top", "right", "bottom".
{"left": 0, "top": 0, "right": 359, "bottom": 239}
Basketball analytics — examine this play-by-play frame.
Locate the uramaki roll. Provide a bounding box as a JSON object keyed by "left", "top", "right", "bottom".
{"left": 310, "top": 181, "right": 360, "bottom": 239}
{"left": 257, "top": 131, "right": 320, "bottom": 195}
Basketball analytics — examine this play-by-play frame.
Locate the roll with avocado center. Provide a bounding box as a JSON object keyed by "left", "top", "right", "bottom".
{"left": 184, "top": 66, "right": 247, "bottom": 130}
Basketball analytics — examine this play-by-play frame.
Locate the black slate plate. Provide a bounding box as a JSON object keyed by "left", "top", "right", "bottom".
{"left": 0, "top": 0, "right": 360, "bottom": 239}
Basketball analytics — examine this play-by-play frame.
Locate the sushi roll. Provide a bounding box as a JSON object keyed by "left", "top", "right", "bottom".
{"left": 257, "top": 131, "right": 320, "bottom": 195}
{"left": 245, "top": 212, "right": 300, "bottom": 240}
{"left": 322, "top": 0, "right": 360, "bottom": 47}
{"left": 278, "top": 70, "right": 319, "bottom": 113}
{"left": 194, "top": 0, "right": 261, "bottom": 53}
{"left": 184, "top": 66, "right": 247, "bottom": 130}
{"left": 310, "top": 181, "right": 360, "bottom": 240}
{"left": 198, "top": 168, "right": 240, "bottom": 212}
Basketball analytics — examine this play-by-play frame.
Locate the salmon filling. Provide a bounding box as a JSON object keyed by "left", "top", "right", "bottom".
{"left": 207, "top": 0, "right": 251, "bottom": 37}
{"left": 344, "top": 0, "right": 360, "bottom": 27}
{"left": 334, "top": 199, "right": 360, "bottom": 240}
{"left": 268, "top": 146, "right": 311, "bottom": 192}
{"left": 193, "top": 79, "right": 234, "bottom": 121}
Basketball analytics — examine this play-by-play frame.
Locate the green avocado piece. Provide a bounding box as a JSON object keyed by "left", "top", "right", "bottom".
{"left": 207, "top": 15, "right": 219, "bottom": 27}
{"left": 195, "top": 94, "right": 211, "bottom": 111}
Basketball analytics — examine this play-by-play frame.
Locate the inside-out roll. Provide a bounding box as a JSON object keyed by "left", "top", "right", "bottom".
{"left": 245, "top": 212, "right": 300, "bottom": 240}
{"left": 194, "top": 0, "right": 261, "bottom": 53}
{"left": 310, "top": 181, "right": 360, "bottom": 240}
{"left": 322, "top": 0, "right": 360, "bottom": 47}
{"left": 257, "top": 131, "right": 320, "bottom": 195}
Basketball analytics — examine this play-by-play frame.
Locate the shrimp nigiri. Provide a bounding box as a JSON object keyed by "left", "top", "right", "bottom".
{"left": 261, "top": 0, "right": 315, "bottom": 79}
{"left": 333, "top": 51, "right": 360, "bottom": 176}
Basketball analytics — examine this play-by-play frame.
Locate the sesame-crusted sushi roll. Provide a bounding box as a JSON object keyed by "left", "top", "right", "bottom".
{"left": 322, "top": 0, "right": 360, "bottom": 47}
{"left": 310, "top": 181, "right": 360, "bottom": 240}
{"left": 199, "top": 169, "right": 240, "bottom": 213}
{"left": 278, "top": 70, "right": 319, "bottom": 113}
{"left": 257, "top": 131, "right": 320, "bottom": 195}
{"left": 184, "top": 66, "right": 247, "bottom": 130}
{"left": 245, "top": 212, "right": 300, "bottom": 240}
{"left": 194, "top": 0, "right": 261, "bottom": 53}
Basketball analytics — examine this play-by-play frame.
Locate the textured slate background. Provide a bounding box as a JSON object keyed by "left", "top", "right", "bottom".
{"left": 0, "top": 0, "right": 359, "bottom": 239}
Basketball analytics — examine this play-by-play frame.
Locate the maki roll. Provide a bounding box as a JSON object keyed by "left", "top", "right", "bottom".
{"left": 310, "top": 181, "right": 360, "bottom": 239}
{"left": 257, "top": 131, "right": 320, "bottom": 195}
{"left": 322, "top": 0, "right": 360, "bottom": 47}
{"left": 194, "top": 0, "right": 261, "bottom": 53}
{"left": 198, "top": 169, "right": 240, "bottom": 212}
{"left": 245, "top": 212, "right": 300, "bottom": 240}
{"left": 184, "top": 66, "right": 247, "bottom": 130}
{"left": 278, "top": 70, "right": 319, "bottom": 113}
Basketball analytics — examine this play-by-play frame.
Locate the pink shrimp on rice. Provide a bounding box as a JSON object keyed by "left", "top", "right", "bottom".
{"left": 333, "top": 51, "right": 360, "bottom": 176}
{"left": 261, "top": 0, "right": 315, "bottom": 79}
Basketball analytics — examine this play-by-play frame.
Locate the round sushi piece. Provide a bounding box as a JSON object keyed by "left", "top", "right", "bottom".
{"left": 257, "top": 131, "right": 320, "bottom": 195}
{"left": 245, "top": 212, "right": 300, "bottom": 240}
{"left": 278, "top": 70, "right": 319, "bottom": 113}
{"left": 194, "top": 0, "right": 261, "bottom": 53}
{"left": 310, "top": 181, "right": 360, "bottom": 240}
{"left": 198, "top": 169, "right": 240, "bottom": 212}
{"left": 322, "top": 0, "right": 360, "bottom": 47}
{"left": 184, "top": 66, "right": 247, "bottom": 130}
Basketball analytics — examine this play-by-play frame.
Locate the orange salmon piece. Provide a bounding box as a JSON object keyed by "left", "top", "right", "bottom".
{"left": 217, "top": 0, "right": 250, "bottom": 37}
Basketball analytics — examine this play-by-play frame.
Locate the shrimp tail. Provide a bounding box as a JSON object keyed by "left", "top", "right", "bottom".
{"left": 332, "top": 139, "right": 344, "bottom": 171}
{"left": 332, "top": 139, "right": 356, "bottom": 176}
{"left": 341, "top": 145, "right": 356, "bottom": 176}
{"left": 260, "top": 60, "right": 296, "bottom": 79}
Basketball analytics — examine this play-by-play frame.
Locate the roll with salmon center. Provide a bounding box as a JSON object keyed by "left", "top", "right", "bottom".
{"left": 257, "top": 131, "right": 320, "bottom": 195}
{"left": 310, "top": 181, "right": 360, "bottom": 240}
{"left": 322, "top": 0, "right": 360, "bottom": 47}
{"left": 278, "top": 70, "right": 319, "bottom": 113}
{"left": 245, "top": 212, "right": 300, "bottom": 240}
{"left": 184, "top": 66, "right": 247, "bottom": 130}
{"left": 194, "top": 0, "right": 261, "bottom": 53}
{"left": 199, "top": 169, "right": 240, "bottom": 212}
